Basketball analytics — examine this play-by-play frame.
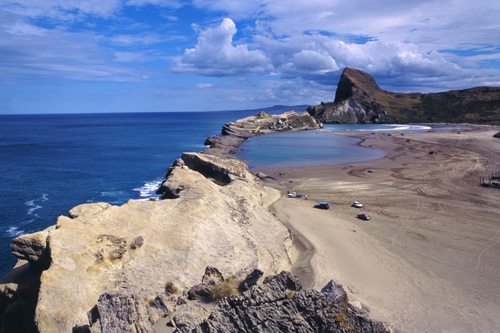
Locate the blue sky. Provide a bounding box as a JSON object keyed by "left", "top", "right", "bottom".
{"left": 1, "top": 0, "right": 500, "bottom": 114}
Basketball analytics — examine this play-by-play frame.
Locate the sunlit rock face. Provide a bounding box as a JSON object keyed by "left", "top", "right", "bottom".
{"left": 3, "top": 152, "right": 292, "bottom": 332}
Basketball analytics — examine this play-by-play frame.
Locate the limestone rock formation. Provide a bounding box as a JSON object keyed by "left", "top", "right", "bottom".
{"left": 308, "top": 67, "right": 500, "bottom": 124}
{"left": 204, "top": 110, "right": 322, "bottom": 157}
{"left": 1, "top": 153, "right": 292, "bottom": 332}
{"left": 10, "top": 228, "right": 53, "bottom": 270}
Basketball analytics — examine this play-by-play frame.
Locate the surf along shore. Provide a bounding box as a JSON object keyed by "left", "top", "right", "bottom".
{"left": 254, "top": 124, "right": 500, "bottom": 332}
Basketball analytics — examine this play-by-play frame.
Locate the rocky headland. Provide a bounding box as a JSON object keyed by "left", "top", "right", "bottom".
{"left": 0, "top": 111, "right": 389, "bottom": 332}
{"left": 203, "top": 110, "right": 322, "bottom": 157}
{"left": 307, "top": 67, "right": 500, "bottom": 124}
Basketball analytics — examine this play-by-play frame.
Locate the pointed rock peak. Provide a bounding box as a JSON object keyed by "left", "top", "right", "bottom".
{"left": 334, "top": 67, "right": 382, "bottom": 103}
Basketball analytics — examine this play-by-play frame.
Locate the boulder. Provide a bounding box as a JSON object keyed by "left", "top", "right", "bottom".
{"left": 10, "top": 228, "right": 53, "bottom": 270}
{"left": 68, "top": 202, "right": 112, "bottom": 219}
{"left": 156, "top": 152, "right": 254, "bottom": 199}
{"left": 87, "top": 291, "right": 155, "bottom": 333}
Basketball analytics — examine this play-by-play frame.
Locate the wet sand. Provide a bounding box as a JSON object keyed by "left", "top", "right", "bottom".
{"left": 260, "top": 125, "right": 500, "bottom": 332}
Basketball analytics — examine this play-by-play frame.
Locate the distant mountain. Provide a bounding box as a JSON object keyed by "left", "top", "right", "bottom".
{"left": 229, "top": 105, "right": 310, "bottom": 115}
{"left": 307, "top": 68, "right": 500, "bottom": 124}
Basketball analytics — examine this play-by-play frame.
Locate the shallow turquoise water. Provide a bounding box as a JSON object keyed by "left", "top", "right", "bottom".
{"left": 236, "top": 131, "right": 386, "bottom": 170}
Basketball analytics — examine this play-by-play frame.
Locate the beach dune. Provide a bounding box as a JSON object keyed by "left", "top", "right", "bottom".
{"left": 264, "top": 126, "right": 500, "bottom": 332}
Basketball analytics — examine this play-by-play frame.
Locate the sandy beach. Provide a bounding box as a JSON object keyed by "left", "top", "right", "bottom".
{"left": 260, "top": 125, "right": 500, "bottom": 332}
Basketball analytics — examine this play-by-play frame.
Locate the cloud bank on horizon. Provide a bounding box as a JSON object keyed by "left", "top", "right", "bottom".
{"left": 1, "top": 0, "right": 499, "bottom": 113}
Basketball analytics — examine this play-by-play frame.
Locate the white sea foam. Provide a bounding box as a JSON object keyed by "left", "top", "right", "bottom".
{"left": 25, "top": 194, "right": 49, "bottom": 217}
{"left": 6, "top": 226, "right": 25, "bottom": 238}
{"left": 357, "top": 124, "right": 432, "bottom": 132}
{"left": 100, "top": 191, "right": 126, "bottom": 197}
{"left": 133, "top": 179, "right": 162, "bottom": 199}
{"left": 321, "top": 124, "right": 432, "bottom": 133}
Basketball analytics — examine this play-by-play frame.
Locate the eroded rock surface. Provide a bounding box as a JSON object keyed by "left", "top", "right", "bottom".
{"left": 2, "top": 153, "right": 292, "bottom": 332}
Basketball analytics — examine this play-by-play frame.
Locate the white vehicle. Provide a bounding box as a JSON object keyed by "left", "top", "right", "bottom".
{"left": 352, "top": 201, "right": 363, "bottom": 208}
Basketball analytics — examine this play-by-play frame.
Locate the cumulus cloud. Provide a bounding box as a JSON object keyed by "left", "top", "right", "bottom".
{"left": 171, "top": 18, "right": 273, "bottom": 77}
{"left": 187, "top": 0, "right": 500, "bottom": 92}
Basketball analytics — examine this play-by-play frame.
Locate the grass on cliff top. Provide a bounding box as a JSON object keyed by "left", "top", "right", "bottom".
{"left": 211, "top": 275, "right": 240, "bottom": 302}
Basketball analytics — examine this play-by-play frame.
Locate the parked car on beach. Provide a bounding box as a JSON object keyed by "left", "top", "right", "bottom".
{"left": 352, "top": 201, "right": 363, "bottom": 208}
{"left": 357, "top": 213, "right": 371, "bottom": 220}
{"left": 315, "top": 202, "right": 332, "bottom": 210}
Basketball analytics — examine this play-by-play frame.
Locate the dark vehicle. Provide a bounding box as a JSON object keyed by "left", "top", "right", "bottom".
{"left": 357, "top": 213, "right": 371, "bottom": 220}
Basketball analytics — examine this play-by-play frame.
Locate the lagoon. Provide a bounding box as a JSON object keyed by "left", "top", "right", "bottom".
{"left": 235, "top": 123, "right": 435, "bottom": 170}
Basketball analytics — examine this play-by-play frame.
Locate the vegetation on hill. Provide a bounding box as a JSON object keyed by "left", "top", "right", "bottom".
{"left": 308, "top": 68, "right": 500, "bottom": 124}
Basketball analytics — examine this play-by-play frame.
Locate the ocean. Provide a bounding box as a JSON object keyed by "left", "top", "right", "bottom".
{"left": 0, "top": 111, "right": 262, "bottom": 276}
{"left": 0, "top": 112, "right": 432, "bottom": 277}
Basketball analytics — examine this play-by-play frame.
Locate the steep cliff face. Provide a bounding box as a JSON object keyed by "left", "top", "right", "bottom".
{"left": 0, "top": 153, "right": 293, "bottom": 332}
{"left": 308, "top": 67, "right": 500, "bottom": 124}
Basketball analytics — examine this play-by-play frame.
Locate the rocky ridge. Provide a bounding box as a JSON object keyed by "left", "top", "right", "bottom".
{"left": 204, "top": 110, "right": 322, "bottom": 157}
{"left": 307, "top": 67, "right": 500, "bottom": 124}
{"left": 0, "top": 110, "right": 388, "bottom": 332}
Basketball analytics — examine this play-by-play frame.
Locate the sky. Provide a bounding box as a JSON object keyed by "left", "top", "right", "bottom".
{"left": 1, "top": 0, "right": 500, "bottom": 114}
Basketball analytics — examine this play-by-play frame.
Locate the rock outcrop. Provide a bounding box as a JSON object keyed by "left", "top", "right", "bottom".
{"left": 187, "top": 271, "right": 389, "bottom": 333}
{"left": 308, "top": 67, "right": 500, "bottom": 124}
{"left": 0, "top": 152, "right": 293, "bottom": 332}
{"left": 77, "top": 269, "right": 389, "bottom": 332}
{"left": 204, "top": 110, "right": 322, "bottom": 157}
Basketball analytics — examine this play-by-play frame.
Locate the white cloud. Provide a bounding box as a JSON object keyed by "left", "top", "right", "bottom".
{"left": 172, "top": 18, "right": 273, "bottom": 77}
{"left": 1, "top": 0, "right": 122, "bottom": 20}
{"left": 281, "top": 50, "right": 339, "bottom": 77}
{"left": 197, "top": 83, "right": 215, "bottom": 88}
{"left": 125, "top": 0, "right": 183, "bottom": 8}
{"left": 195, "top": 0, "right": 500, "bottom": 53}
{"left": 110, "top": 33, "right": 164, "bottom": 46}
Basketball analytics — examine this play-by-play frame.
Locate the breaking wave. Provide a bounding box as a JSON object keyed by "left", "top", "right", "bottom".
{"left": 133, "top": 179, "right": 162, "bottom": 200}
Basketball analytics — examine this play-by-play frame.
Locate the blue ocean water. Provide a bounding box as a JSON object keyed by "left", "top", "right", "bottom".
{"left": 0, "top": 113, "right": 432, "bottom": 277}
{"left": 0, "top": 111, "right": 263, "bottom": 276}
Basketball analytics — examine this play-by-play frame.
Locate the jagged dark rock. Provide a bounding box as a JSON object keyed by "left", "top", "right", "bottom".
{"left": 202, "top": 266, "right": 224, "bottom": 283}
{"left": 87, "top": 291, "right": 156, "bottom": 333}
{"left": 176, "top": 271, "right": 389, "bottom": 333}
{"left": 187, "top": 280, "right": 216, "bottom": 301}
{"left": 238, "top": 269, "right": 264, "bottom": 292}
{"left": 308, "top": 67, "right": 500, "bottom": 124}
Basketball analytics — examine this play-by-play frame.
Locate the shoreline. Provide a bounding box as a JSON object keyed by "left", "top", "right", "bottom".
{"left": 254, "top": 124, "right": 500, "bottom": 332}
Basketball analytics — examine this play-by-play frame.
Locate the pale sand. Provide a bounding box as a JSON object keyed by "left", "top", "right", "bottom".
{"left": 260, "top": 125, "right": 500, "bottom": 332}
